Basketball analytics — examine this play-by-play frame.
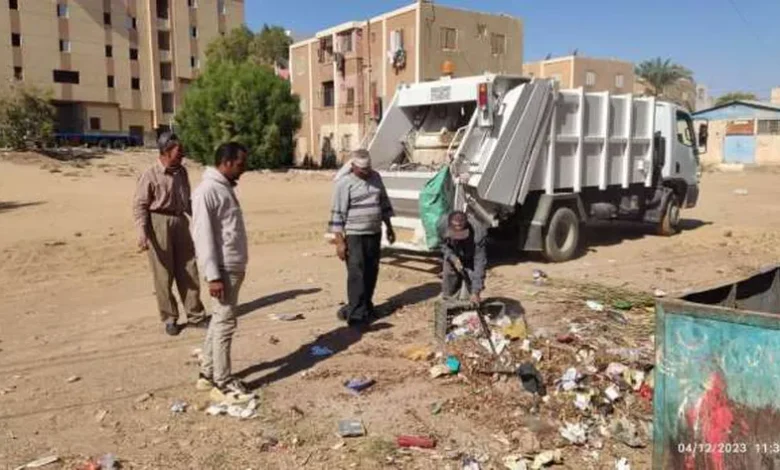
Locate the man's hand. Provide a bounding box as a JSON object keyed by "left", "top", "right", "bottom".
{"left": 137, "top": 233, "right": 149, "bottom": 252}
{"left": 209, "top": 280, "right": 225, "bottom": 301}
{"left": 386, "top": 228, "right": 396, "bottom": 245}
{"left": 451, "top": 257, "right": 464, "bottom": 274}
{"left": 336, "top": 241, "right": 348, "bottom": 261}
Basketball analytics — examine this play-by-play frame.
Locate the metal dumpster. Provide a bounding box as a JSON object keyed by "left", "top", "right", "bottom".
{"left": 653, "top": 266, "right": 780, "bottom": 470}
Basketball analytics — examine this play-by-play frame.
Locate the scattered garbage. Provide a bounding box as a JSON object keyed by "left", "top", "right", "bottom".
{"left": 653, "top": 288, "right": 667, "bottom": 298}
{"left": 606, "top": 309, "right": 629, "bottom": 324}
{"left": 615, "top": 457, "right": 631, "bottom": 470}
{"left": 431, "top": 401, "right": 443, "bottom": 415}
{"left": 531, "top": 449, "right": 562, "bottom": 469}
{"left": 310, "top": 345, "right": 334, "bottom": 357}
{"left": 605, "top": 363, "right": 628, "bottom": 381}
{"left": 134, "top": 393, "right": 152, "bottom": 404}
{"left": 607, "top": 348, "right": 643, "bottom": 363}
{"left": 270, "top": 313, "right": 304, "bottom": 321}
{"left": 558, "top": 368, "right": 582, "bottom": 392}
{"left": 403, "top": 345, "right": 434, "bottom": 361}
{"left": 531, "top": 350, "right": 544, "bottom": 362}
{"left": 574, "top": 393, "right": 592, "bottom": 411}
{"left": 206, "top": 399, "right": 257, "bottom": 420}
{"left": 344, "top": 378, "right": 375, "bottom": 394}
{"left": 430, "top": 364, "right": 454, "bottom": 379}
{"left": 604, "top": 385, "right": 621, "bottom": 402}
{"left": 609, "top": 417, "right": 646, "bottom": 448}
{"left": 337, "top": 419, "right": 366, "bottom": 438}
{"left": 516, "top": 363, "right": 546, "bottom": 396}
{"left": 638, "top": 382, "right": 653, "bottom": 401}
{"left": 586, "top": 300, "right": 604, "bottom": 312}
{"left": 612, "top": 300, "right": 633, "bottom": 310}
{"left": 446, "top": 356, "right": 461, "bottom": 373}
{"left": 503, "top": 455, "right": 529, "bottom": 470}
{"left": 502, "top": 321, "right": 528, "bottom": 340}
{"left": 13, "top": 456, "right": 60, "bottom": 470}
{"left": 98, "top": 454, "right": 119, "bottom": 470}
{"left": 733, "top": 188, "right": 748, "bottom": 196}
{"left": 521, "top": 339, "right": 532, "bottom": 352}
{"left": 396, "top": 435, "right": 436, "bottom": 449}
{"left": 95, "top": 409, "right": 108, "bottom": 423}
{"left": 170, "top": 400, "right": 188, "bottom": 413}
{"left": 532, "top": 269, "right": 547, "bottom": 286}
{"left": 556, "top": 334, "right": 576, "bottom": 344}
{"left": 576, "top": 349, "right": 594, "bottom": 365}
{"left": 625, "top": 369, "right": 646, "bottom": 391}
{"left": 462, "top": 457, "right": 481, "bottom": 470}
{"left": 480, "top": 332, "right": 509, "bottom": 355}
{"left": 66, "top": 375, "right": 81, "bottom": 383}
{"left": 560, "top": 422, "right": 588, "bottom": 445}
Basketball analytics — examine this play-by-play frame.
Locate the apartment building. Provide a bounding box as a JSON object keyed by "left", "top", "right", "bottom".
{"left": 289, "top": 1, "right": 523, "bottom": 166}
{"left": 523, "top": 55, "right": 634, "bottom": 94}
{"left": 0, "top": 0, "right": 244, "bottom": 141}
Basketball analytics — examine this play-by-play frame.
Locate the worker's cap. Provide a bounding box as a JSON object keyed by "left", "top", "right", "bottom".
{"left": 446, "top": 211, "right": 470, "bottom": 240}
{"left": 350, "top": 149, "right": 372, "bottom": 169}
{"left": 158, "top": 131, "right": 181, "bottom": 154}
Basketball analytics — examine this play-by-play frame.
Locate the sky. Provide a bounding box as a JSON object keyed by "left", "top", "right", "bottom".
{"left": 245, "top": 0, "right": 780, "bottom": 101}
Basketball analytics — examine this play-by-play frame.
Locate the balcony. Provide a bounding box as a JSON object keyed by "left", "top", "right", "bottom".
{"left": 156, "top": 18, "right": 170, "bottom": 31}
{"left": 161, "top": 80, "right": 174, "bottom": 92}
{"left": 159, "top": 49, "right": 172, "bottom": 62}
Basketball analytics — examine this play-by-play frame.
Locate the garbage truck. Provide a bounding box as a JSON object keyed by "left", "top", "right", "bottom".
{"left": 359, "top": 74, "right": 703, "bottom": 262}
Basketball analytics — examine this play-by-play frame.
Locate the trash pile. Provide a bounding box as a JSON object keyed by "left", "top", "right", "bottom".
{"left": 426, "top": 274, "right": 656, "bottom": 468}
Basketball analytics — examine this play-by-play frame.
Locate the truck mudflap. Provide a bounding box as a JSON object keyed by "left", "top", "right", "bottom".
{"left": 653, "top": 265, "right": 780, "bottom": 469}
{"left": 684, "top": 184, "right": 699, "bottom": 208}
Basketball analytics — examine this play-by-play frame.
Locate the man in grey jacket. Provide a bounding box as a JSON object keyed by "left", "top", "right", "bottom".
{"left": 191, "top": 142, "right": 254, "bottom": 404}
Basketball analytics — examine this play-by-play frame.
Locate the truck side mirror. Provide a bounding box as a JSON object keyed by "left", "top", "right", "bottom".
{"left": 698, "top": 123, "right": 708, "bottom": 148}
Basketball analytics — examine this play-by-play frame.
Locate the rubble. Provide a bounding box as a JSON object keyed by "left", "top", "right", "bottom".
{"left": 337, "top": 419, "right": 365, "bottom": 438}
{"left": 531, "top": 450, "right": 562, "bottom": 469}
{"left": 559, "top": 422, "right": 588, "bottom": 445}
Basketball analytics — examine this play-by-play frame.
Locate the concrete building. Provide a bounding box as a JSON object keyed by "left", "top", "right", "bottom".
{"left": 522, "top": 55, "right": 634, "bottom": 94}
{"left": 693, "top": 100, "right": 780, "bottom": 166}
{"left": 1, "top": 0, "right": 244, "bottom": 141}
{"left": 289, "top": 1, "right": 523, "bottom": 166}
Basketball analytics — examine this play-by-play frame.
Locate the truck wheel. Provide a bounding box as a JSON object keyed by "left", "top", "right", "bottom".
{"left": 658, "top": 194, "right": 681, "bottom": 236}
{"left": 112, "top": 139, "right": 126, "bottom": 150}
{"left": 543, "top": 206, "right": 580, "bottom": 263}
{"left": 98, "top": 139, "right": 110, "bottom": 149}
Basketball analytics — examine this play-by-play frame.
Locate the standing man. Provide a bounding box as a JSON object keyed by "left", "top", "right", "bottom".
{"left": 438, "top": 211, "right": 487, "bottom": 304}
{"left": 192, "top": 142, "right": 254, "bottom": 404}
{"left": 133, "top": 132, "right": 207, "bottom": 336}
{"left": 329, "top": 149, "right": 395, "bottom": 326}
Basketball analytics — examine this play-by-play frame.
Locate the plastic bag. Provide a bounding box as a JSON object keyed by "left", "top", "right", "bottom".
{"left": 418, "top": 167, "right": 453, "bottom": 249}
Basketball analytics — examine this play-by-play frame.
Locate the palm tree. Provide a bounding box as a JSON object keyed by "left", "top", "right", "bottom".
{"left": 635, "top": 58, "right": 693, "bottom": 97}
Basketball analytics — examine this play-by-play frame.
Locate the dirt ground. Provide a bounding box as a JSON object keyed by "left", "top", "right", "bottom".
{"left": 1, "top": 149, "right": 779, "bottom": 470}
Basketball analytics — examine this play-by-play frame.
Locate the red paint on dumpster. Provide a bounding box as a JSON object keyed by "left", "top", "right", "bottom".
{"left": 684, "top": 373, "right": 734, "bottom": 470}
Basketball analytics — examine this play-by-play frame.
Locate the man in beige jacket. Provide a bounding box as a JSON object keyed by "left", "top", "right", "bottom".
{"left": 132, "top": 132, "right": 207, "bottom": 336}
{"left": 191, "top": 142, "right": 254, "bottom": 404}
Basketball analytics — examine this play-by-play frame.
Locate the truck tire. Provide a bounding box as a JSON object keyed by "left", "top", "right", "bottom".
{"left": 98, "top": 139, "right": 110, "bottom": 149}
{"left": 112, "top": 139, "right": 127, "bottom": 150}
{"left": 658, "top": 194, "right": 681, "bottom": 236}
{"left": 543, "top": 206, "right": 580, "bottom": 263}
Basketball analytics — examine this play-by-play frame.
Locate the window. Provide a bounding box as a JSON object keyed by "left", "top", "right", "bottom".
{"left": 59, "top": 40, "right": 71, "bottom": 53}
{"left": 217, "top": 0, "right": 226, "bottom": 14}
{"left": 11, "top": 33, "right": 20, "bottom": 47}
{"left": 161, "top": 93, "right": 174, "bottom": 113}
{"left": 9, "top": 0, "right": 19, "bottom": 10}
{"left": 158, "top": 30, "right": 171, "bottom": 50}
{"left": 131, "top": 77, "right": 140, "bottom": 90}
{"left": 103, "top": 12, "right": 111, "bottom": 25}
{"left": 190, "top": 56, "right": 199, "bottom": 68}
{"left": 191, "top": 27, "right": 198, "bottom": 38}
{"left": 156, "top": 0, "right": 169, "bottom": 19}
{"left": 490, "top": 33, "right": 505, "bottom": 55}
{"left": 105, "top": 45, "right": 113, "bottom": 57}
{"left": 187, "top": 0, "right": 197, "bottom": 7}
{"left": 13, "top": 67, "right": 22, "bottom": 80}
{"left": 341, "top": 134, "right": 352, "bottom": 151}
{"left": 129, "top": 48, "right": 138, "bottom": 60}
{"left": 346, "top": 87, "right": 355, "bottom": 106}
{"left": 615, "top": 74, "right": 625, "bottom": 89}
{"left": 57, "top": 3, "right": 68, "bottom": 18}
{"left": 585, "top": 71, "right": 596, "bottom": 87}
{"left": 53, "top": 70, "right": 79, "bottom": 84}
{"left": 107, "top": 75, "right": 114, "bottom": 88}
{"left": 127, "top": 16, "right": 137, "bottom": 30}
{"left": 441, "top": 27, "right": 457, "bottom": 50}
{"left": 340, "top": 32, "right": 352, "bottom": 53}
{"left": 758, "top": 120, "right": 780, "bottom": 135}
{"left": 160, "top": 63, "right": 172, "bottom": 80}
{"left": 676, "top": 112, "right": 695, "bottom": 147}
{"left": 89, "top": 118, "right": 101, "bottom": 131}
{"left": 322, "top": 81, "right": 334, "bottom": 107}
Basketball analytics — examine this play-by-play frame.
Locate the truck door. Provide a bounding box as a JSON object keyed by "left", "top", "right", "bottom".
{"left": 672, "top": 110, "right": 700, "bottom": 186}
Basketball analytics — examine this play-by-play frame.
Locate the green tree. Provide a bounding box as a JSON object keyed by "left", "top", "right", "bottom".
{"left": 635, "top": 58, "right": 693, "bottom": 97}
{"left": 0, "top": 84, "right": 55, "bottom": 150}
{"left": 715, "top": 92, "right": 759, "bottom": 106}
{"left": 175, "top": 61, "right": 301, "bottom": 169}
{"left": 205, "top": 24, "right": 292, "bottom": 67}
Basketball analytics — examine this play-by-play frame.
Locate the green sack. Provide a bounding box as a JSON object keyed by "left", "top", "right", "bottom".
{"left": 419, "top": 167, "right": 453, "bottom": 250}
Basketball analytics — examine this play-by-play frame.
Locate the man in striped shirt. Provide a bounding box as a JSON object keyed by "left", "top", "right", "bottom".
{"left": 329, "top": 149, "right": 396, "bottom": 325}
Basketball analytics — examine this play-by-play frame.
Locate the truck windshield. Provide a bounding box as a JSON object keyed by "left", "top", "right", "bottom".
{"left": 676, "top": 111, "right": 696, "bottom": 147}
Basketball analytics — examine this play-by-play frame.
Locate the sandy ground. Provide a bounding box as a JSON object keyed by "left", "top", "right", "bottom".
{"left": 1, "top": 149, "right": 779, "bottom": 469}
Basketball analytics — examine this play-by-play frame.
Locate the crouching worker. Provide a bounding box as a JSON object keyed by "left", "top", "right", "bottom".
{"left": 438, "top": 211, "right": 487, "bottom": 304}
